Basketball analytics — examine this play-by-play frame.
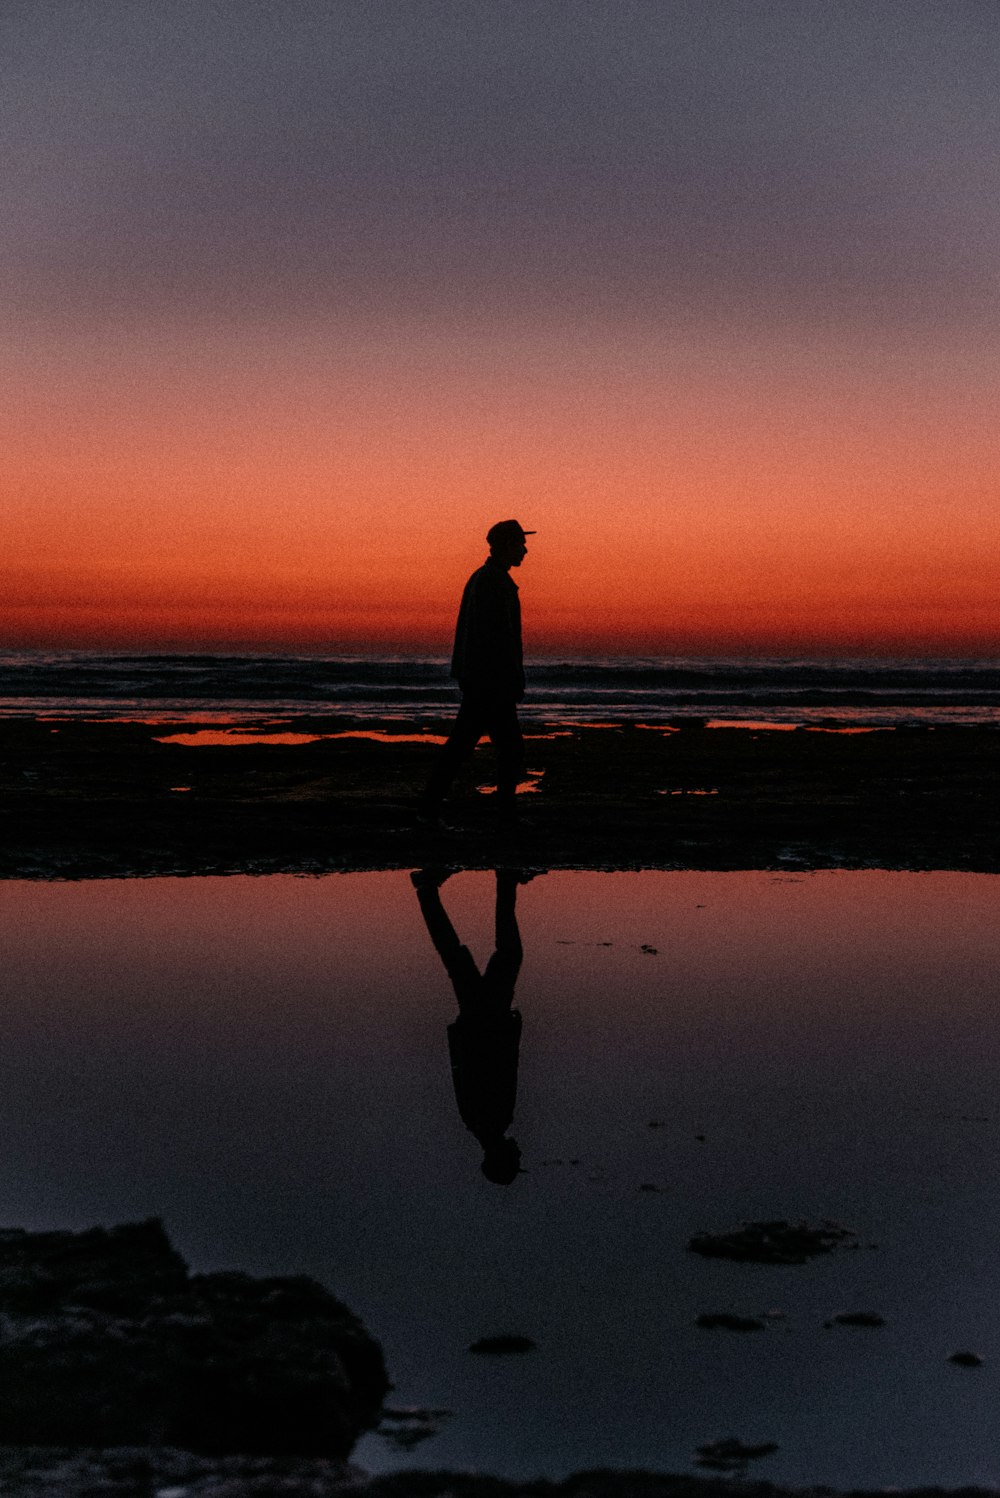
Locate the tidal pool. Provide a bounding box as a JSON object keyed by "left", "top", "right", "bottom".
{"left": 2, "top": 869, "right": 999, "bottom": 1488}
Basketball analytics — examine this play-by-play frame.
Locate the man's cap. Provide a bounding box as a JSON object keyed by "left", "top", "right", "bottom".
{"left": 487, "top": 519, "right": 536, "bottom": 547}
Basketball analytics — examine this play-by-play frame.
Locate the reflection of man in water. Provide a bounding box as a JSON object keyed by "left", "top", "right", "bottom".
{"left": 411, "top": 867, "right": 527, "bottom": 1184}
{"left": 420, "top": 520, "right": 534, "bottom": 821}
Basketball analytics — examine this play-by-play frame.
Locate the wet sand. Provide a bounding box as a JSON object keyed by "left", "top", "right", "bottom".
{"left": 2, "top": 716, "right": 1000, "bottom": 877}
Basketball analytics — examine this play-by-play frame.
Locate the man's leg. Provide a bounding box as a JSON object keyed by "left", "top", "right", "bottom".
{"left": 486, "top": 700, "right": 525, "bottom": 806}
{"left": 411, "top": 871, "right": 482, "bottom": 1000}
{"left": 423, "top": 696, "right": 488, "bottom": 809}
{"left": 481, "top": 870, "right": 524, "bottom": 998}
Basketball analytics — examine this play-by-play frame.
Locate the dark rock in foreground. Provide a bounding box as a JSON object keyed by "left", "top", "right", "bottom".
{"left": 695, "top": 1313, "right": 765, "bottom": 1332}
{"left": 0, "top": 1219, "right": 388, "bottom": 1458}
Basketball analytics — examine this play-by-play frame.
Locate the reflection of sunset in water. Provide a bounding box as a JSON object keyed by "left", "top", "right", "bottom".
{"left": 476, "top": 773, "right": 545, "bottom": 795}
{"left": 1, "top": 868, "right": 999, "bottom": 1486}
{"left": 154, "top": 729, "right": 448, "bottom": 747}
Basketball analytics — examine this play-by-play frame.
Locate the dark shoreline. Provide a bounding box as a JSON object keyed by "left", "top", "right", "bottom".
{"left": 2, "top": 716, "right": 1000, "bottom": 878}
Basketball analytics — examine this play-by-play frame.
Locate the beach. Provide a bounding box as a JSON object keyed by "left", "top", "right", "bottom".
{"left": 9, "top": 0, "right": 1000, "bottom": 1482}
{"left": 3, "top": 714, "right": 1000, "bottom": 878}
{"left": 5, "top": 691, "right": 1000, "bottom": 1491}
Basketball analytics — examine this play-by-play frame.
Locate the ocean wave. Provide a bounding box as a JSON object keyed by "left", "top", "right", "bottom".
{"left": 3, "top": 653, "right": 1000, "bottom": 725}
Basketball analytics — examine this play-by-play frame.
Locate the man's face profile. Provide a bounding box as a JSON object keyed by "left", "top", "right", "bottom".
{"left": 493, "top": 536, "right": 528, "bottom": 568}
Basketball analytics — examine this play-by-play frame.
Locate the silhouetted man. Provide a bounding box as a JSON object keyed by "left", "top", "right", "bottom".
{"left": 420, "top": 519, "right": 535, "bottom": 820}
{"left": 411, "top": 867, "right": 525, "bottom": 1184}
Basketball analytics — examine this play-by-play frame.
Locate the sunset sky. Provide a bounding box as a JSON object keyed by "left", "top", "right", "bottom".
{"left": 5, "top": 1, "right": 999, "bottom": 656}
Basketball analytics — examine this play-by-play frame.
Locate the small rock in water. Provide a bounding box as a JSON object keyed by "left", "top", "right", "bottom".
{"left": 688, "top": 1218, "right": 857, "bottom": 1264}
{"left": 695, "top": 1437, "right": 779, "bottom": 1473}
{"left": 640, "top": 944, "right": 659, "bottom": 954}
{"left": 696, "top": 1313, "right": 765, "bottom": 1332}
{"left": 832, "top": 1310, "right": 886, "bottom": 1327}
{"left": 468, "top": 1335, "right": 537, "bottom": 1355}
{"left": 948, "top": 1350, "right": 984, "bottom": 1367}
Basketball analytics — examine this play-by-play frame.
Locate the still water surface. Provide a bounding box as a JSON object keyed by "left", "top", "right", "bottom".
{"left": 2, "top": 869, "right": 999, "bottom": 1487}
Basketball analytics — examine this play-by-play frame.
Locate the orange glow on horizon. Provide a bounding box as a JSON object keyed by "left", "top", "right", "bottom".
{"left": 6, "top": 317, "right": 998, "bottom": 657}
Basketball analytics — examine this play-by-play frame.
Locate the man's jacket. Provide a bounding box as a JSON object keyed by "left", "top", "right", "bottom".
{"left": 450, "top": 556, "right": 525, "bottom": 701}
{"left": 447, "top": 1007, "right": 522, "bottom": 1144}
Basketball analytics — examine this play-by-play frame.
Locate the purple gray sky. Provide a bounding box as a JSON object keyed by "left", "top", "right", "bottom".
{"left": 6, "top": 1, "right": 999, "bottom": 327}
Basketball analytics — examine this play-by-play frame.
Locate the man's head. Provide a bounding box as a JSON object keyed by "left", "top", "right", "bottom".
{"left": 481, "top": 1135, "right": 522, "bottom": 1185}
{"left": 487, "top": 519, "right": 534, "bottom": 569}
